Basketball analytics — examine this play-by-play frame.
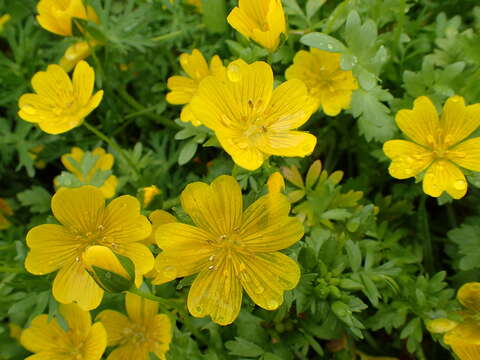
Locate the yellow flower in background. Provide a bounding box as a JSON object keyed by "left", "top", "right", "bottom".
{"left": 97, "top": 293, "right": 172, "bottom": 360}
{"left": 24, "top": 186, "right": 153, "bottom": 310}
{"left": 285, "top": 48, "right": 358, "bottom": 116}
{"left": 267, "top": 171, "right": 285, "bottom": 193}
{"left": 0, "top": 14, "right": 11, "bottom": 33}
{"left": 227, "top": 0, "right": 286, "bottom": 52}
{"left": 20, "top": 303, "right": 106, "bottom": 360}
{"left": 383, "top": 96, "right": 480, "bottom": 199}
{"left": 18, "top": 60, "right": 103, "bottom": 135}
{"left": 8, "top": 323, "right": 22, "bottom": 342}
{"left": 190, "top": 59, "right": 317, "bottom": 170}
{"left": 142, "top": 185, "right": 161, "bottom": 207}
{"left": 153, "top": 175, "right": 303, "bottom": 325}
{"left": 55, "top": 147, "right": 118, "bottom": 198}
{"left": 186, "top": 0, "right": 202, "bottom": 11}
{"left": 146, "top": 209, "right": 176, "bottom": 246}
{"left": 60, "top": 40, "right": 99, "bottom": 72}
{"left": 0, "top": 198, "right": 13, "bottom": 230}
{"left": 166, "top": 49, "right": 225, "bottom": 126}
{"left": 36, "top": 0, "right": 99, "bottom": 36}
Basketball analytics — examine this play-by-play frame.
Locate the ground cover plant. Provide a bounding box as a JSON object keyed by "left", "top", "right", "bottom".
{"left": 1, "top": 0, "right": 480, "bottom": 359}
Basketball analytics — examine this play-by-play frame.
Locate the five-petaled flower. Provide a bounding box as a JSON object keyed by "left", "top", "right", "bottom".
{"left": 383, "top": 96, "right": 480, "bottom": 199}
{"left": 227, "top": 0, "right": 286, "bottom": 52}
{"left": 24, "top": 185, "right": 153, "bottom": 310}
{"left": 166, "top": 49, "right": 225, "bottom": 126}
{"left": 21, "top": 303, "right": 106, "bottom": 360}
{"left": 285, "top": 48, "right": 358, "bottom": 116}
{"left": 153, "top": 175, "right": 303, "bottom": 325}
{"left": 190, "top": 59, "right": 317, "bottom": 171}
{"left": 36, "top": 0, "right": 99, "bottom": 37}
{"left": 97, "top": 292, "right": 172, "bottom": 360}
{"left": 18, "top": 60, "right": 104, "bottom": 135}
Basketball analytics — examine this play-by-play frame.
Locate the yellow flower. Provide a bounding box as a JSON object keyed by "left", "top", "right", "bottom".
{"left": 18, "top": 60, "right": 104, "bottom": 135}
{"left": 227, "top": 0, "right": 286, "bottom": 52}
{"left": 142, "top": 185, "right": 161, "bottom": 207}
{"left": 9, "top": 323, "right": 22, "bottom": 342}
{"left": 60, "top": 41, "right": 98, "bottom": 72}
{"left": 97, "top": 293, "right": 172, "bottom": 360}
{"left": 285, "top": 48, "right": 358, "bottom": 116}
{"left": 0, "top": 14, "right": 11, "bottom": 33}
{"left": 145, "top": 209, "right": 177, "bottom": 246}
{"left": 267, "top": 172, "right": 285, "bottom": 193}
{"left": 55, "top": 147, "right": 118, "bottom": 198}
{"left": 36, "top": 0, "right": 99, "bottom": 37}
{"left": 153, "top": 175, "right": 303, "bottom": 325}
{"left": 190, "top": 60, "right": 317, "bottom": 170}
{"left": 24, "top": 186, "right": 153, "bottom": 310}
{"left": 186, "top": 0, "right": 202, "bottom": 11}
{"left": 20, "top": 303, "right": 106, "bottom": 360}
{"left": 383, "top": 96, "right": 480, "bottom": 199}
{"left": 166, "top": 49, "right": 225, "bottom": 126}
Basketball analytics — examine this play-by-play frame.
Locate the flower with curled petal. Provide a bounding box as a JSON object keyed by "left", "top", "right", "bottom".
{"left": 153, "top": 175, "right": 303, "bottom": 325}
{"left": 383, "top": 96, "right": 480, "bottom": 199}
{"left": 18, "top": 61, "right": 103, "bottom": 135}
{"left": 24, "top": 186, "right": 153, "bottom": 310}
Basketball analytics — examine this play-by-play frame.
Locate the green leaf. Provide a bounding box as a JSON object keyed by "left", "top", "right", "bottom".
{"left": 345, "top": 240, "right": 362, "bottom": 272}
{"left": 178, "top": 140, "right": 198, "bottom": 165}
{"left": 201, "top": 0, "right": 228, "bottom": 33}
{"left": 306, "top": 0, "right": 325, "bottom": 20}
{"left": 17, "top": 186, "right": 51, "bottom": 213}
{"left": 300, "top": 33, "right": 346, "bottom": 52}
{"left": 448, "top": 224, "right": 480, "bottom": 270}
{"left": 225, "top": 337, "right": 265, "bottom": 357}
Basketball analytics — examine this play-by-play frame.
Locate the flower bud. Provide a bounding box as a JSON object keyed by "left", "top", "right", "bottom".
{"left": 83, "top": 245, "right": 135, "bottom": 293}
{"left": 426, "top": 318, "right": 458, "bottom": 334}
{"left": 267, "top": 172, "right": 285, "bottom": 194}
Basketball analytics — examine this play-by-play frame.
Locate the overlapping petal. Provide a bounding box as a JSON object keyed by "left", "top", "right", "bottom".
{"left": 449, "top": 138, "right": 480, "bottom": 172}
{"left": 383, "top": 140, "right": 434, "bottom": 179}
{"left": 441, "top": 96, "right": 480, "bottom": 147}
{"left": 423, "top": 159, "right": 467, "bottom": 199}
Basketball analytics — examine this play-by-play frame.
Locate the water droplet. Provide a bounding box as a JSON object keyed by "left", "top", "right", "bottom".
{"left": 75, "top": 235, "right": 82, "bottom": 240}
{"left": 105, "top": 272, "right": 111, "bottom": 279}
{"left": 227, "top": 64, "right": 241, "bottom": 82}
{"left": 254, "top": 285, "right": 265, "bottom": 294}
{"left": 21, "top": 104, "right": 36, "bottom": 115}
{"left": 454, "top": 179, "right": 467, "bottom": 190}
{"left": 163, "top": 266, "right": 176, "bottom": 278}
{"left": 265, "top": 299, "right": 279, "bottom": 310}
{"left": 326, "top": 44, "right": 333, "bottom": 50}
{"left": 120, "top": 203, "right": 127, "bottom": 209}
{"left": 75, "top": 256, "right": 80, "bottom": 262}
{"left": 195, "top": 305, "right": 203, "bottom": 313}
{"left": 97, "top": 224, "right": 104, "bottom": 231}
{"left": 219, "top": 234, "right": 227, "bottom": 241}
{"left": 208, "top": 265, "right": 216, "bottom": 270}
{"left": 208, "top": 255, "right": 215, "bottom": 261}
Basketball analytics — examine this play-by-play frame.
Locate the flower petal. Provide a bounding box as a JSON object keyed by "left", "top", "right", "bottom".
{"left": 457, "top": 282, "right": 480, "bottom": 313}
{"left": 125, "top": 292, "right": 159, "bottom": 325}
{"left": 32, "top": 64, "right": 73, "bottom": 100}
{"left": 72, "top": 61, "right": 94, "bottom": 106}
{"left": 227, "top": 7, "right": 255, "bottom": 39}
{"left": 396, "top": 96, "right": 439, "bottom": 147}
{"left": 82, "top": 322, "right": 107, "bottom": 360}
{"left": 25, "top": 224, "right": 80, "bottom": 275}
{"left": 449, "top": 138, "right": 480, "bottom": 172}
{"left": 60, "top": 303, "right": 92, "bottom": 340}
{"left": 257, "top": 130, "right": 317, "bottom": 157}
{"left": 180, "top": 49, "right": 210, "bottom": 80}
{"left": 444, "top": 321, "right": 480, "bottom": 359}
{"left": 423, "top": 160, "right": 468, "bottom": 199}
{"left": 181, "top": 175, "right": 243, "bottom": 235}
{"left": 166, "top": 76, "right": 197, "bottom": 105}
{"left": 217, "top": 132, "right": 266, "bottom": 170}
{"left": 52, "top": 259, "right": 104, "bottom": 310}
{"left": 240, "top": 193, "right": 303, "bottom": 252}
{"left": 237, "top": 252, "right": 300, "bottom": 311}
{"left": 96, "top": 310, "right": 131, "bottom": 346}
{"left": 188, "top": 257, "right": 242, "bottom": 325}
{"left": 441, "top": 96, "right": 480, "bottom": 147}
{"left": 383, "top": 140, "right": 434, "bottom": 179}
{"left": 151, "top": 314, "right": 172, "bottom": 359}
{"left": 20, "top": 315, "right": 68, "bottom": 353}
{"left": 51, "top": 186, "right": 105, "bottom": 233}
{"left": 106, "top": 344, "right": 147, "bottom": 360}
{"left": 115, "top": 242, "right": 154, "bottom": 275}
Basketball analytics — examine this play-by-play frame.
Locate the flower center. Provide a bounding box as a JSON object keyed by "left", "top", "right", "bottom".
{"left": 70, "top": 224, "right": 119, "bottom": 261}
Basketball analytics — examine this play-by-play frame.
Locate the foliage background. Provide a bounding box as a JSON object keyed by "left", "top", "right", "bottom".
{"left": 1, "top": 0, "right": 480, "bottom": 359}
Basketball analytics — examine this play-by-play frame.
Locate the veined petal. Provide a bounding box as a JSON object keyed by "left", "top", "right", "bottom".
{"left": 106, "top": 344, "right": 147, "bottom": 360}
{"left": 227, "top": 7, "right": 255, "bottom": 39}
{"left": 166, "top": 76, "right": 197, "bottom": 105}
{"left": 32, "top": 64, "right": 73, "bottom": 100}
{"left": 180, "top": 49, "right": 209, "bottom": 80}
{"left": 383, "top": 140, "right": 434, "bottom": 179}
{"left": 180, "top": 175, "right": 243, "bottom": 235}
{"left": 100, "top": 176, "right": 118, "bottom": 199}
{"left": 96, "top": 310, "right": 131, "bottom": 346}
{"left": 61, "top": 147, "right": 84, "bottom": 176}
{"left": 38, "top": 115, "right": 84, "bottom": 135}
{"left": 25, "top": 224, "right": 80, "bottom": 275}
{"left": 217, "top": 132, "right": 266, "bottom": 170}
{"left": 285, "top": 50, "right": 314, "bottom": 81}
{"left": 188, "top": 257, "right": 242, "bottom": 325}
{"left": 60, "top": 303, "right": 92, "bottom": 341}
{"left": 396, "top": 96, "right": 439, "bottom": 147}
{"left": 237, "top": 252, "right": 300, "bottom": 311}
{"left": 457, "top": 282, "right": 480, "bottom": 313}
{"left": 152, "top": 314, "right": 172, "bottom": 360}
{"left": 82, "top": 322, "right": 107, "bottom": 360}
{"left": 240, "top": 193, "right": 303, "bottom": 252}
{"left": 114, "top": 242, "right": 154, "bottom": 275}
{"left": 445, "top": 321, "right": 480, "bottom": 360}
{"left": 51, "top": 186, "right": 105, "bottom": 233}
{"left": 449, "top": 138, "right": 480, "bottom": 172}
{"left": 257, "top": 130, "right": 317, "bottom": 157}
{"left": 72, "top": 61, "right": 94, "bottom": 106}
{"left": 20, "top": 315, "right": 68, "bottom": 353}
{"left": 125, "top": 292, "right": 158, "bottom": 325}
{"left": 53, "top": 259, "right": 104, "bottom": 310}
{"left": 441, "top": 96, "right": 480, "bottom": 147}
{"left": 102, "top": 195, "right": 152, "bottom": 243}
{"left": 423, "top": 160, "right": 468, "bottom": 199}
{"left": 25, "top": 353, "right": 66, "bottom": 360}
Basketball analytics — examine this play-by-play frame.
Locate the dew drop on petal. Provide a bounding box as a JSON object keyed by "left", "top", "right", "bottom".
{"left": 208, "top": 255, "right": 215, "bottom": 261}
{"left": 265, "top": 298, "right": 279, "bottom": 310}
{"left": 195, "top": 305, "right": 203, "bottom": 313}
{"left": 454, "top": 179, "right": 467, "bottom": 190}
{"left": 253, "top": 285, "right": 265, "bottom": 294}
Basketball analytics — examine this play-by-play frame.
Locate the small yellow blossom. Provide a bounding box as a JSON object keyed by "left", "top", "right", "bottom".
{"left": 383, "top": 96, "right": 480, "bottom": 199}
{"left": 0, "top": 14, "right": 11, "bottom": 33}
{"left": 285, "top": 48, "right": 358, "bottom": 116}
{"left": 166, "top": 49, "right": 225, "bottom": 126}
{"left": 190, "top": 59, "right": 317, "bottom": 170}
{"left": 227, "top": 0, "right": 286, "bottom": 52}
{"left": 20, "top": 303, "right": 106, "bottom": 360}
{"left": 60, "top": 40, "right": 98, "bottom": 72}
{"left": 55, "top": 147, "right": 118, "bottom": 198}
{"left": 18, "top": 60, "right": 104, "bottom": 135}
{"left": 0, "top": 198, "right": 13, "bottom": 230}
{"left": 267, "top": 172, "right": 285, "bottom": 193}
{"left": 28, "top": 144, "right": 46, "bottom": 169}
{"left": 97, "top": 293, "right": 172, "bottom": 360}
{"left": 24, "top": 186, "right": 153, "bottom": 310}
{"left": 153, "top": 175, "right": 303, "bottom": 325}
{"left": 36, "top": 0, "right": 99, "bottom": 37}
{"left": 142, "top": 185, "right": 161, "bottom": 207}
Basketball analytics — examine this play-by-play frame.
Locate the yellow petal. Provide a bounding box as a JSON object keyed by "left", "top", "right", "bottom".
{"left": 59, "top": 303, "right": 92, "bottom": 340}
{"left": 100, "top": 176, "right": 118, "bottom": 199}
{"left": 457, "top": 282, "right": 480, "bottom": 313}
{"left": 52, "top": 186, "right": 105, "bottom": 233}
{"left": 188, "top": 257, "right": 243, "bottom": 325}
{"left": 83, "top": 245, "right": 131, "bottom": 279}
{"left": 216, "top": 132, "right": 266, "bottom": 170}
{"left": 37, "top": 114, "right": 84, "bottom": 135}
{"left": 257, "top": 130, "right": 317, "bottom": 157}
{"left": 106, "top": 344, "right": 146, "bottom": 360}
{"left": 152, "top": 314, "right": 172, "bottom": 359}
{"left": 114, "top": 242, "right": 154, "bottom": 276}
{"left": 96, "top": 310, "right": 131, "bottom": 346}
{"left": 423, "top": 160, "right": 468, "bottom": 199}
{"left": 32, "top": 64, "right": 73, "bottom": 99}
{"left": 82, "top": 322, "right": 107, "bottom": 360}
{"left": 145, "top": 209, "right": 176, "bottom": 245}
{"left": 449, "top": 138, "right": 480, "bottom": 172}
{"left": 180, "top": 49, "right": 209, "bottom": 80}
{"left": 237, "top": 252, "right": 300, "bottom": 310}
{"left": 441, "top": 96, "right": 480, "bottom": 147}
{"left": 383, "top": 140, "right": 434, "bottom": 179}
{"left": 125, "top": 292, "right": 159, "bottom": 325}
{"left": 227, "top": 7, "right": 255, "bottom": 39}
{"left": 240, "top": 193, "right": 303, "bottom": 252}
{"left": 166, "top": 76, "right": 197, "bottom": 105}
{"left": 395, "top": 96, "right": 439, "bottom": 147}
{"left": 267, "top": 172, "right": 285, "bottom": 193}
{"left": 25, "top": 224, "right": 80, "bottom": 275}
{"left": 180, "top": 175, "right": 243, "bottom": 235}
{"left": 72, "top": 61, "right": 95, "bottom": 106}
{"left": 20, "top": 315, "right": 67, "bottom": 353}
{"left": 445, "top": 321, "right": 480, "bottom": 359}
{"left": 52, "top": 259, "right": 104, "bottom": 310}
{"left": 61, "top": 147, "right": 84, "bottom": 176}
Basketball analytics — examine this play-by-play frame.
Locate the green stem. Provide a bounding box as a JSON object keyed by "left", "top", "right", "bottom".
{"left": 83, "top": 121, "right": 140, "bottom": 177}
{"left": 446, "top": 203, "right": 457, "bottom": 228}
{"left": 419, "top": 196, "right": 434, "bottom": 274}
{"left": 231, "top": 164, "right": 240, "bottom": 177}
{"left": 0, "top": 266, "right": 24, "bottom": 273}
{"left": 150, "top": 24, "right": 205, "bottom": 42}
{"left": 127, "top": 287, "right": 183, "bottom": 310}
